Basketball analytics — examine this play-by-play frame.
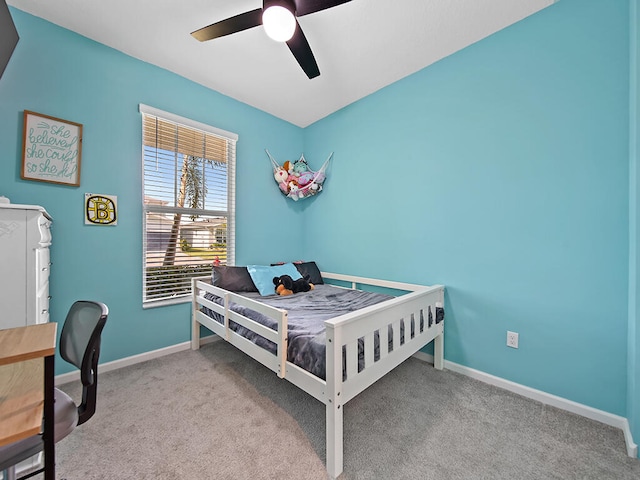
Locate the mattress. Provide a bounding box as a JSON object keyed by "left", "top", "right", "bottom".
{"left": 202, "top": 284, "right": 443, "bottom": 380}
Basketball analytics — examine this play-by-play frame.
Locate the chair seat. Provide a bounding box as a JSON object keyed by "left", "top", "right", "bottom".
{"left": 0, "top": 388, "right": 78, "bottom": 472}
{"left": 53, "top": 387, "right": 78, "bottom": 442}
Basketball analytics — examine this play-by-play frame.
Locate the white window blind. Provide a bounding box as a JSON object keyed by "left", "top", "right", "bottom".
{"left": 140, "top": 104, "right": 237, "bottom": 306}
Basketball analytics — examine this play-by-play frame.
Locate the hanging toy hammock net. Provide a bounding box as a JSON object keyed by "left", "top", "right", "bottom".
{"left": 267, "top": 150, "right": 332, "bottom": 201}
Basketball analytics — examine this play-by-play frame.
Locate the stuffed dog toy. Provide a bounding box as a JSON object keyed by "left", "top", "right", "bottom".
{"left": 273, "top": 274, "right": 314, "bottom": 296}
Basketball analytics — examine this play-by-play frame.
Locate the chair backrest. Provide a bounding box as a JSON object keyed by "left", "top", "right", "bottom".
{"left": 59, "top": 300, "right": 108, "bottom": 426}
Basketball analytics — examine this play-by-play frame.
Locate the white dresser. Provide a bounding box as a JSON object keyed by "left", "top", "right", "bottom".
{"left": 0, "top": 203, "right": 53, "bottom": 330}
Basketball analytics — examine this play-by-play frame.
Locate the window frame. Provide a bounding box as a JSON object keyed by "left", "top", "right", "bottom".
{"left": 139, "top": 104, "right": 238, "bottom": 308}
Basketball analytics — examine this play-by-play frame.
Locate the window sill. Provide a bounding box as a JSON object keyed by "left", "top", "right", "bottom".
{"left": 142, "top": 295, "right": 190, "bottom": 309}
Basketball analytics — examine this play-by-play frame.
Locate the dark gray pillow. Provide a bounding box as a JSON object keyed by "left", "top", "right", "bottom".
{"left": 212, "top": 266, "right": 258, "bottom": 292}
{"left": 294, "top": 261, "right": 324, "bottom": 285}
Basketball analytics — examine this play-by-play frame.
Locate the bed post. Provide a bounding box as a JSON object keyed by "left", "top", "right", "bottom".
{"left": 433, "top": 298, "right": 444, "bottom": 370}
{"left": 325, "top": 321, "right": 343, "bottom": 479}
{"left": 434, "top": 332, "right": 444, "bottom": 370}
{"left": 191, "top": 278, "right": 200, "bottom": 350}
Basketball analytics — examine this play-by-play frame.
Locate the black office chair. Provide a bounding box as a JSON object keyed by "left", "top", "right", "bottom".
{"left": 0, "top": 300, "right": 108, "bottom": 480}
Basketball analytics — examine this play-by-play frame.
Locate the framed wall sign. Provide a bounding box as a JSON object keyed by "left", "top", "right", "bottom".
{"left": 21, "top": 110, "right": 83, "bottom": 186}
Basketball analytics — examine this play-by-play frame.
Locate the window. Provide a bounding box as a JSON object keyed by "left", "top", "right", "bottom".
{"left": 139, "top": 104, "right": 237, "bottom": 306}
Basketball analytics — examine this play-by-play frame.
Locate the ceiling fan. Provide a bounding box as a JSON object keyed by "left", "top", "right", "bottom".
{"left": 191, "top": 0, "right": 352, "bottom": 79}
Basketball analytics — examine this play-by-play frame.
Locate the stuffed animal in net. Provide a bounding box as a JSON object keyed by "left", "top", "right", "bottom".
{"left": 267, "top": 150, "right": 332, "bottom": 201}
{"left": 273, "top": 274, "right": 315, "bottom": 296}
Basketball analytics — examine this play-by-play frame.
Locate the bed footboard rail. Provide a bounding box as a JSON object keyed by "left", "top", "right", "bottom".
{"left": 191, "top": 277, "right": 289, "bottom": 378}
{"left": 322, "top": 274, "right": 444, "bottom": 479}
{"left": 324, "top": 283, "right": 444, "bottom": 404}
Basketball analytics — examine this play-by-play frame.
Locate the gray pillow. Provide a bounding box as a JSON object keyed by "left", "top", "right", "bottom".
{"left": 295, "top": 261, "right": 324, "bottom": 285}
{"left": 212, "top": 266, "right": 258, "bottom": 292}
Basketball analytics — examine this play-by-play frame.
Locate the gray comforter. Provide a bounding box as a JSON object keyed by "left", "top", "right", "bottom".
{"left": 203, "top": 284, "right": 443, "bottom": 380}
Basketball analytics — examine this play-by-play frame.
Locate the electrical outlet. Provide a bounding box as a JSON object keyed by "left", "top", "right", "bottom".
{"left": 507, "top": 331, "right": 519, "bottom": 349}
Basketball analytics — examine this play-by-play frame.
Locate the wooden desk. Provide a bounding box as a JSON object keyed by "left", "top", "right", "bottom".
{"left": 0, "top": 323, "right": 57, "bottom": 479}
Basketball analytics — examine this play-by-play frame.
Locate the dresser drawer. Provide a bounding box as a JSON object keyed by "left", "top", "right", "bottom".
{"left": 36, "top": 248, "right": 51, "bottom": 289}
{"left": 37, "top": 290, "right": 50, "bottom": 324}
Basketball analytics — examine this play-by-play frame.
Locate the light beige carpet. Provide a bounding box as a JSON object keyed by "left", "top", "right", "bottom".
{"left": 26, "top": 340, "right": 640, "bottom": 479}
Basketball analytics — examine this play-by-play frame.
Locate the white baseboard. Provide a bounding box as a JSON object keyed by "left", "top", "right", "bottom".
{"left": 412, "top": 351, "right": 638, "bottom": 459}
{"left": 55, "top": 335, "right": 219, "bottom": 385}
{"left": 56, "top": 340, "right": 637, "bottom": 460}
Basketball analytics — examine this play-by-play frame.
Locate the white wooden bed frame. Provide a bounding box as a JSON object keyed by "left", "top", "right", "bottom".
{"left": 191, "top": 272, "right": 445, "bottom": 479}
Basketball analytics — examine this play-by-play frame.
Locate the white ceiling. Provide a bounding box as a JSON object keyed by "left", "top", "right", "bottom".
{"left": 7, "top": 0, "right": 556, "bottom": 127}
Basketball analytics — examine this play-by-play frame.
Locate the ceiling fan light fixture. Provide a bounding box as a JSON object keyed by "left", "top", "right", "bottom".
{"left": 262, "top": 4, "right": 296, "bottom": 42}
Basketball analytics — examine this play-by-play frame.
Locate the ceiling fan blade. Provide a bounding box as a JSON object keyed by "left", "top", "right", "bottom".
{"left": 286, "top": 20, "right": 320, "bottom": 79}
{"left": 191, "top": 8, "right": 263, "bottom": 42}
{"left": 294, "top": 0, "right": 352, "bottom": 17}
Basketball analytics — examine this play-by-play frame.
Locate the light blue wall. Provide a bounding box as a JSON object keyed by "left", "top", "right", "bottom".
{"left": 630, "top": 0, "right": 640, "bottom": 457}
{"left": 0, "top": 9, "right": 305, "bottom": 374}
{"left": 304, "top": 0, "right": 630, "bottom": 416}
